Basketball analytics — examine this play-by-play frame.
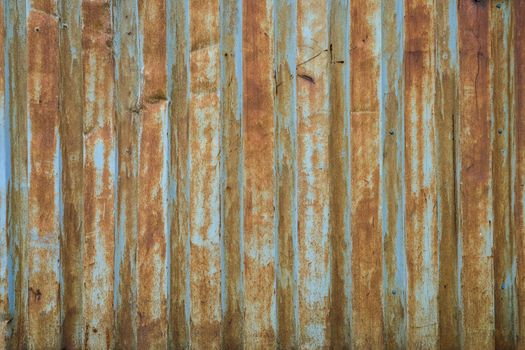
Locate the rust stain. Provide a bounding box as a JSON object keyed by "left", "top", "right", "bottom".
{"left": 0, "top": 320, "right": 7, "bottom": 349}
{"left": 490, "top": 1, "right": 517, "bottom": 348}
{"left": 350, "top": 0, "right": 383, "bottom": 348}
{"left": 458, "top": 0, "right": 495, "bottom": 348}
{"left": 242, "top": 0, "right": 276, "bottom": 348}
{"left": 2, "top": 1, "right": 524, "bottom": 348}
{"left": 296, "top": 1, "right": 330, "bottom": 349}
{"left": 219, "top": 0, "right": 243, "bottom": 348}
{"left": 58, "top": 0, "right": 85, "bottom": 347}
{"left": 137, "top": 100, "right": 168, "bottom": 349}
{"left": 435, "top": 0, "right": 460, "bottom": 348}
{"left": 27, "top": 8, "right": 61, "bottom": 349}
{"left": 328, "top": 0, "right": 350, "bottom": 347}
{"left": 275, "top": 1, "right": 298, "bottom": 348}
{"left": 404, "top": 0, "right": 439, "bottom": 348}
{"left": 167, "top": 0, "right": 190, "bottom": 348}
{"left": 381, "top": 0, "right": 407, "bottom": 348}
{"left": 82, "top": 1, "right": 115, "bottom": 349}
{"left": 113, "top": 0, "right": 141, "bottom": 347}
{"left": 137, "top": 0, "right": 168, "bottom": 348}
{"left": 189, "top": 1, "right": 221, "bottom": 349}
{"left": 5, "top": 0, "right": 30, "bottom": 347}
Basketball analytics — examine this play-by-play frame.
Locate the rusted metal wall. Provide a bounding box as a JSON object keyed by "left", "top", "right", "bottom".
{"left": 0, "top": 0, "right": 524, "bottom": 349}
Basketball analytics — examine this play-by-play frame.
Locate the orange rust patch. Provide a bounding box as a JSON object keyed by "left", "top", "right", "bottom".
{"left": 188, "top": 1, "right": 221, "bottom": 349}
{"left": 136, "top": 0, "right": 168, "bottom": 348}
{"left": 458, "top": 0, "right": 495, "bottom": 348}
{"left": 27, "top": 9, "right": 61, "bottom": 349}
{"left": 81, "top": 1, "right": 115, "bottom": 349}
{"left": 349, "top": 1, "right": 383, "bottom": 348}
{"left": 242, "top": 0, "right": 276, "bottom": 348}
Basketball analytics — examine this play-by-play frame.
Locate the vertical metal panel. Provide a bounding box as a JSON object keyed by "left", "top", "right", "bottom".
{"left": 137, "top": 0, "right": 169, "bottom": 347}
{"left": 4, "top": 0, "right": 29, "bottom": 348}
{"left": 275, "top": 0, "right": 299, "bottom": 347}
{"left": 404, "top": 1, "right": 439, "bottom": 347}
{"left": 58, "top": 0, "right": 84, "bottom": 346}
{"left": 219, "top": 0, "right": 243, "bottom": 348}
{"left": 82, "top": 1, "right": 115, "bottom": 348}
{"left": 381, "top": 0, "right": 408, "bottom": 348}
{"left": 435, "top": 0, "right": 461, "bottom": 347}
{"left": 327, "top": 1, "right": 351, "bottom": 347}
{"left": 458, "top": 1, "right": 495, "bottom": 348}
{"left": 112, "top": 0, "right": 141, "bottom": 347}
{"left": 27, "top": 3, "right": 61, "bottom": 348}
{"left": 167, "top": 0, "right": 190, "bottom": 347}
{"left": 492, "top": 1, "right": 516, "bottom": 348}
{"left": 296, "top": 1, "right": 330, "bottom": 348}
{"left": 1, "top": 1, "right": 524, "bottom": 349}
{"left": 188, "top": 0, "right": 221, "bottom": 348}
{"left": 242, "top": 0, "right": 276, "bottom": 348}
{"left": 349, "top": 0, "right": 383, "bottom": 348}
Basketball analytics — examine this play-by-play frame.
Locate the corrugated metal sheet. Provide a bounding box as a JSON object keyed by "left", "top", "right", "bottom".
{"left": 0, "top": 0, "right": 523, "bottom": 348}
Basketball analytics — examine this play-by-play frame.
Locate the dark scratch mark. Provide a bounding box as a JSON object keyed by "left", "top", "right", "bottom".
{"left": 297, "top": 49, "right": 328, "bottom": 67}
{"left": 297, "top": 74, "right": 315, "bottom": 84}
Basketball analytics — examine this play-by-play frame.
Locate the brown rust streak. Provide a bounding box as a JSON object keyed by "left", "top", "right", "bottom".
{"left": 328, "top": 0, "right": 350, "bottom": 347}
{"left": 350, "top": 0, "right": 383, "bottom": 348}
{"left": 242, "top": 0, "right": 276, "bottom": 348}
{"left": 381, "top": 0, "right": 406, "bottom": 348}
{"left": 27, "top": 8, "right": 61, "bottom": 349}
{"left": 139, "top": 0, "right": 167, "bottom": 101}
{"left": 404, "top": 0, "right": 440, "bottom": 348}
{"left": 491, "top": 1, "right": 516, "bottom": 348}
{"left": 137, "top": 0, "right": 168, "bottom": 348}
{"left": 58, "top": 0, "right": 85, "bottom": 347}
{"left": 189, "top": 0, "right": 221, "bottom": 348}
{"left": 297, "top": 1, "right": 330, "bottom": 348}
{"left": 82, "top": 1, "right": 115, "bottom": 349}
{"left": 220, "top": 0, "right": 243, "bottom": 348}
{"left": 30, "top": 0, "right": 56, "bottom": 14}
{"left": 167, "top": 0, "right": 190, "bottom": 347}
{"left": 6, "top": 0, "right": 29, "bottom": 347}
{"left": 137, "top": 101, "right": 168, "bottom": 348}
{"left": 515, "top": 1, "right": 525, "bottom": 348}
{"left": 435, "top": 0, "right": 460, "bottom": 348}
{"left": 275, "top": 1, "right": 298, "bottom": 348}
{"left": 458, "top": 0, "right": 495, "bottom": 348}
{"left": 113, "top": 0, "right": 141, "bottom": 347}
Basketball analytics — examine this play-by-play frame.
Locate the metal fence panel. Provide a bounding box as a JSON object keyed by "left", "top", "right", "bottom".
{"left": 0, "top": 0, "right": 523, "bottom": 348}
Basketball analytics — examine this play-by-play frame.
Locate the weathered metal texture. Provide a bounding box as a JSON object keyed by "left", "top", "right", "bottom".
{"left": 1, "top": 0, "right": 524, "bottom": 349}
